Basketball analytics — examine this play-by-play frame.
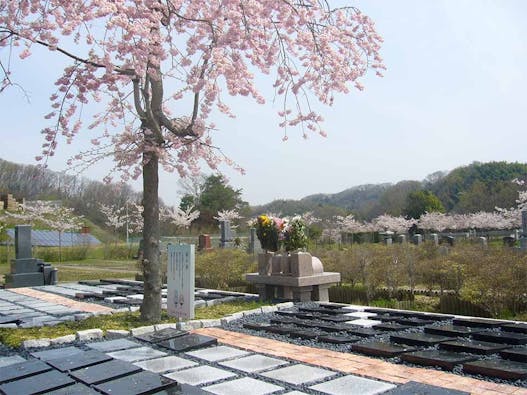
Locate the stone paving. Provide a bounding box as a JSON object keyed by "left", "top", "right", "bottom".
{"left": 0, "top": 283, "right": 526, "bottom": 393}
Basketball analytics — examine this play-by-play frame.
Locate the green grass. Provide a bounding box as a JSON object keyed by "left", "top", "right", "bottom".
{"left": 0, "top": 300, "right": 269, "bottom": 348}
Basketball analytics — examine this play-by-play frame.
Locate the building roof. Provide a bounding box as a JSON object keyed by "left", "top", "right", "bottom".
{"left": 6, "top": 229, "right": 101, "bottom": 247}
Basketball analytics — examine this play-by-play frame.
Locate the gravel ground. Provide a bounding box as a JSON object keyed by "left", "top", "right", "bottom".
{"left": 222, "top": 302, "right": 527, "bottom": 389}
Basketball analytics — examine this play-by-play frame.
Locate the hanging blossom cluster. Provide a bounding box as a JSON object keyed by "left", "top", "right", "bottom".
{"left": 0, "top": 0, "right": 384, "bottom": 181}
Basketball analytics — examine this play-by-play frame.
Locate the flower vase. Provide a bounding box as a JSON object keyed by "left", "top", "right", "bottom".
{"left": 257, "top": 252, "right": 274, "bottom": 275}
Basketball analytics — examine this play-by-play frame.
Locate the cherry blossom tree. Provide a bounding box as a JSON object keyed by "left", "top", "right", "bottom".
{"left": 162, "top": 205, "right": 200, "bottom": 229}
{"left": 1, "top": 1, "right": 384, "bottom": 321}
{"left": 213, "top": 209, "right": 241, "bottom": 226}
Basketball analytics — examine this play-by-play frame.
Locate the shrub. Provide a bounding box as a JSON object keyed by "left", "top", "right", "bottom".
{"left": 195, "top": 249, "right": 256, "bottom": 290}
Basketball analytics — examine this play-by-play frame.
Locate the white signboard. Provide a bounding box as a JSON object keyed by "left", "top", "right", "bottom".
{"left": 167, "top": 244, "right": 195, "bottom": 319}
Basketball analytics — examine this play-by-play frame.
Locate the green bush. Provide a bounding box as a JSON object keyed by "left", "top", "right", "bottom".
{"left": 32, "top": 246, "right": 89, "bottom": 262}
{"left": 195, "top": 249, "right": 256, "bottom": 290}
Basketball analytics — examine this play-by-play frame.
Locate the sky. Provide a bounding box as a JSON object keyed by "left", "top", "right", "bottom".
{"left": 1, "top": 0, "right": 526, "bottom": 207}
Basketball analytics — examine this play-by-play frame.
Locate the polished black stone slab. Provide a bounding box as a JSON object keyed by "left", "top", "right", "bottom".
{"left": 294, "top": 312, "right": 321, "bottom": 320}
{"left": 293, "top": 320, "right": 319, "bottom": 328}
{"left": 94, "top": 370, "right": 177, "bottom": 395}
{"left": 243, "top": 322, "right": 272, "bottom": 331}
{"left": 375, "top": 315, "right": 399, "bottom": 322}
{"left": 439, "top": 339, "right": 508, "bottom": 355}
{"left": 0, "top": 359, "right": 52, "bottom": 383}
{"left": 70, "top": 359, "right": 142, "bottom": 385}
{"left": 500, "top": 348, "right": 527, "bottom": 362}
{"left": 372, "top": 322, "right": 412, "bottom": 332}
{"left": 46, "top": 382, "right": 101, "bottom": 394}
{"left": 424, "top": 325, "right": 484, "bottom": 337}
{"left": 0, "top": 369, "right": 75, "bottom": 395}
{"left": 395, "top": 317, "right": 435, "bottom": 326}
{"left": 274, "top": 311, "right": 297, "bottom": 317}
{"left": 501, "top": 323, "right": 527, "bottom": 334}
{"left": 391, "top": 333, "right": 455, "bottom": 347}
{"left": 318, "top": 334, "right": 360, "bottom": 344}
{"left": 351, "top": 341, "right": 417, "bottom": 358}
{"left": 319, "top": 315, "right": 357, "bottom": 323}
{"left": 384, "top": 381, "right": 469, "bottom": 394}
{"left": 289, "top": 330, "right": 319, "bottom": 340}
{"left": 463, "top": 359, "right": 527, "bottom": 380}
{"left": 298, "top": 306, "right": 342, "bottom": 315}
{"left": 316, "top": 323, "right": 347, "bottom": 333}
{"left": 400, "top": 350, "right": 478, "bottom": 370}
{"left": 31, "top": 346, "right": 83, "bottom": 361}
{"left": 269, "top": 317, "right": 300, "bottom": 326}
{"left": 46, "top": 350, "right": 113, "bottom": 372}
{"left": 157, "top": 333, "right": 217, "bottom": 353}
{"left": 345, "top": 327, "right": 378, "bottom": 337}
{"left": 264, "top": 325, "right": 298, "bottom": 335}
{"left": 135, "top": 328, "right": 189, "bottom": 343}
{"left": 318, "top": 302, "right": 349, "bottom": 310}
{"left": 452, "top": 318, "right": 505, "bottom": 328}
{"left": 472, "top": 330, "right": 527, "bottom": 345}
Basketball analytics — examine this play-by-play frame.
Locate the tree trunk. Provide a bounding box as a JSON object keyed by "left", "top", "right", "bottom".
{"left": 140, "top": 150, "right": 161, "bottom": 322}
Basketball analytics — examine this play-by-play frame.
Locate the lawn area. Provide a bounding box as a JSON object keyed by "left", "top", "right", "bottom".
{"left": 0, "top": 258, "right": 138, "bottom": 285}
{"left": 0, "top": 300, "right": 269, "bottom": 348}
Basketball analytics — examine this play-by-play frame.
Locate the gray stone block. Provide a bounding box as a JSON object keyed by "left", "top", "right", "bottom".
{"left": 105, "top": 329, "right": 130, "bottom": 339}
{"left": 260, "top": 364, "right": 337, "bottom": 385}
{"left": 203, "top": 377, "right": 283, "bottom": 395}
{"left": 185, "top": 346, "right": 251, "bottom": 362}
{"left": 134, "top": 355, "right": 198, "bottom": 373}
{"left": 22, "top": 338, "right": 51, "bottom": 348}
{"left": 107, "top": 346, "right": 167, "bottom": 362}
{"left": 309, "top": 375, "right": 396, "bottom": 395}
{"left": 5, "top": 272, "right": 44, "bottom": 287}
{"left": 164, "top": 365, "right": 237, "bottom": 386}
{"left": 87, "top": 338, "right": 141, "bottom": 352}
{"left": 15, "top": 225, "right": 32, "bottom": 259}
{"left": 77, "top": 329, "right": 104, "bottom": 341}
{"left": 0, "top": 355, "right": 26, "bottom": 368}
{"left": 10, "top": 258, "right": 39, "bottom": 273}
{"left": 219, "top": 354, "right": 289, "bottom": 373}
{"left": 50, "top": 334, "right": 76, "bottom": 345}
{"left": 131, "top": 325, "right": 155, "bottom": 336}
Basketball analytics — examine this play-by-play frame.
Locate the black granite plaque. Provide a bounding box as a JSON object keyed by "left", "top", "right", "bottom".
{"left": 31, "top": 346, "right": 83, "bottom": 361}
{"left": 289, "top": 330, "right": 319, "bottom": 340}
{"left": 0, "top": 359, "right": 52, "bottom": 383}
{"left": 135, "top": 328, "right": 189, "bottom": 343}
{"left": 298, "top": 306, "right": 340, "bottom": 315}
{"left": 372, "top": 322, "right": 412, "bottom": 332}
{"left": 318, "top": 334, "right": 360, "bottom": 344}
{"left": 0, "top": 369, "right": 75, "bottom": 395}
{"left": 46, "top": 350, "right": 113, "bottom": 372}
{"left": 375, "top": 315, "right": 399, "bottom": 322}
{"left": 94, "top": 370, "right": 177, "bottom": 395}
{"left": 275, "top": 311, "right": 297, "bottom": 317}
{"left": 500, "top": 348, "right": 527, "bottom": 362}
{"left": 501, "top": 323, "right": 527, "bottom": 334}
{"left": 384, "top": 381, "right": 469, "bottom": 394}
{"left": 439, "top": 339, "right": 508, "bottom": 355}
{"left": 293, "top": 320, "right": 319, "bottom": 328}
{"left": 463, "top": 359, "right": 527, "bottom": 380}
{"left": 157, "top": 333, "right": 217, "bottom": 353}
{"left": 400, "top": 350, "right": 477, "bottom": 370}
{"left": 70, "top": 359, "right": 142, "bottom": 385}
{"left": 316, "top": 323, "right": 346, "bottom": 333}
{"left": 424, "top": 325, "right": 483, "bottom": 337}
{"left": 395, "top": 317, "right": 435, "bottom": 326}
{"left": 319, "top": 315, "right": 356, "bottom": 323}
{"left": 269, "top": 317, "right": 300, "bottom": 325}
{"left": 452, "top": 318, "right": 505, "bottom": 328}
{"left": 318, "top": 303, "right": 348, "bottom": 310}
{"left": 346, "top": 327, "right": 378, "bottom": 337}
{"left": 46, "top": 382, "right": 101, "bottom": 394}
{"left": 472, "top": 330, "right": 527, "bottom": 345}
{"left": 264, "top": 325, "right": 298, "bottom": 335}
{"left": 391, "top": 333, "right": 454, "bottom": 347}
{"left": 351, "top": 341, "right": 417, "bottom": 358}
{"left": 243, "top": 323, "right": 272, "bottom": 331}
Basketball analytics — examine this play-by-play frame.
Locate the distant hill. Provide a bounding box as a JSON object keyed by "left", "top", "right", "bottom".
{"left": 252, "top": 161, "right": 527, "bottom": 220}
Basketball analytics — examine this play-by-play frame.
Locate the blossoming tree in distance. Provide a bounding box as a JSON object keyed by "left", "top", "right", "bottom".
{"left": 0, "top": 1, "right": 384, "bottom": 321}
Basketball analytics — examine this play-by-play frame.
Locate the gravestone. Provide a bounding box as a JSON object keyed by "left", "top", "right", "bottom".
{"left": 472, "top": 330, "right": 527, "bottom": 345}
{"left": 397, "top": 234, "right": 406, "bottom": 243}
{"left": 4, "top": 225, "right": 58, "bottom": 288}
{"left": 439, "top": 339, "right": 507, "bottom": 355}
{"left": 401, "top": 350, "right": 477, "bottom": 371}
{"left": 478, "top": 236, "right": 487, "bottom": 247}
{"left": 351, "top": 341, "right": 417, "bottom": 358}
{"left": 248, "top": 228, "right": 256, "bottom": 254}
{"left": 412, "top": 234, "right": 422, "bottom": 245}
{"left": 391, "top": 333, "right": 454, "bottom": 347}
{"left": 167, "top": 244, "right": 195, "bottom": 320}
{"left": 503, "top": 235, "right": 516, "bottom": 247}
{"left": 197, "top": 234, "right": 211, "bottom": 251}
{"left": 219, "top": 220, "right": 233, "bottom": 248}
{"left": 430, "top": 233, "right": 439, "bottom": 246}
{"left": 463, "top": 359, "right": 527, "bottom": 380}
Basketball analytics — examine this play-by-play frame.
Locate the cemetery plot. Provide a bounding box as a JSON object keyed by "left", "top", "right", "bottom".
{"left": 400, "top": 350, "right": 478, "bottom": 370}
{"left": 0, "top": 369, "right": 75, "bottom": 395}
{"left": 134, "top": 328, "right": 189, "bottom": 344}
{"left": 45, "top": 350, "right": 113, "bottom": 372}
{"left": 462, "top": 359, "right": 527, "bottom": 380}
{"left": 94, "top": 370, "right": 177, "bottom": 394}
{"left": 472, "top": 330, "right": 527, "bottom": 345}
{"left": 452, "top": 318, "right": 506, "bottom": 328}
{"left": 500, "top": 348, "right": 527, "bottom": 362}
{"left": 424, "top": 324, "right": 484, "bottom": 337}
{"left": 157, "top": 334, "right": 218, "bottom": 353}
{"left": 372, "top": 322, "right": 412, "bottom": 332}
{"left": 351, "top": 341, "right": 418, "bottom": 358}
{"left": 70, "top": 359, "right": 143, "bottom": 385}
{"left": 318, "top": 334, "right": 361, "bottom": 344}
{"left": 390, "top": 333, "right": 455, "bottom": 347}
{"left": 438, "top": 339, "right": 508, "bottom": 355}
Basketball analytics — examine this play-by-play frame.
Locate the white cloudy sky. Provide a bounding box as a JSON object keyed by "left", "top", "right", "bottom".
{"left": 0, "top": 0, "right": 526, "bottom": 206}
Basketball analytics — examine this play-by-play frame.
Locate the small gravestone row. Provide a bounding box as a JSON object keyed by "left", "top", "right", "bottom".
{"left": 237, "top": 303, "right": 527, "bottom": 383}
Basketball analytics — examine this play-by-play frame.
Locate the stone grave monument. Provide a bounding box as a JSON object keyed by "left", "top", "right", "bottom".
{"left": 520, "top": 211, "right": 527, "bottom": 251}
{"left": 219, "top": 220, "right": 233, "bottom": 248}
{"left": 167, "top": 243, "right": 195, "bottom": 320}
{"left": 246, "top": 252, "right": 340, "bottom": 302}
{"left": 4, "top": 225, "right": 58, "bottom": 288}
